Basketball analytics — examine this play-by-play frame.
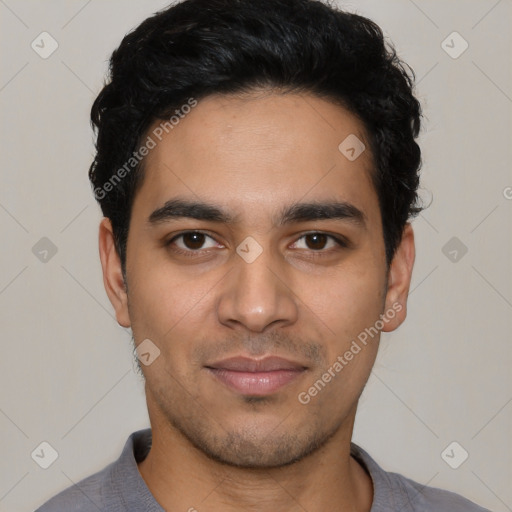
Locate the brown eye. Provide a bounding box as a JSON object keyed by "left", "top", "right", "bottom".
{"left": 167, "top": 231, "right": 220, "bottom": 252}
{"left": 181, "top": 232, "right": 206, "bottom": 250}
{"left": 291, "top": 232, "right": 345, "bottom": 251}
{"left": 304, "top": 233, "right": 328, "bottom": 250}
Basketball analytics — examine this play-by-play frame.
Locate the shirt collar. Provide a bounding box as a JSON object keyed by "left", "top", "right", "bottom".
{"left": 112, "top": 428, "right": 412, "bottom": 512}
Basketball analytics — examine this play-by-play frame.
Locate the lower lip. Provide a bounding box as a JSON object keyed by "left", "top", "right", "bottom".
{"left": 206, "top": 368, "right": 305, "bottom": 396}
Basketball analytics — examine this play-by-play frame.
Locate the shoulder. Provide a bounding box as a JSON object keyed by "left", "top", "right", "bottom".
{"left": 34, "top": 429, "right": 153, "bottom": 512}
{"left": 350, "top": 442, "right": 492, "bottom": 512}
{"left": 34, "top": 462, "right": 113, "bottom": 511}
{"left": 387, "top": 470, "right": 493, "bottom": 511}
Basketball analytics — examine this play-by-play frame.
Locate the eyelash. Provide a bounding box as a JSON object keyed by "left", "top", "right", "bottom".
{"left": 165, "top": 230, "right": 348, "bottom": 258}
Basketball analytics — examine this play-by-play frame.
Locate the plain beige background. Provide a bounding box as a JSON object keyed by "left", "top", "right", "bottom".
{"left": 0, "top": 1, "right": 511, "bottom": 511}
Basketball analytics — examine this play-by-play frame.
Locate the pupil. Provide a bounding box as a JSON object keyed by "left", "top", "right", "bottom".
{"left": 184, "top": 232, "right": 204, "bottom": 249}
{"left": 306, "top": 233, "right": 326, "bottom": 250}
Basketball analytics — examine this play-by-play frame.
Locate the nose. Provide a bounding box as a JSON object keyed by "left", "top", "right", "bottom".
{"left": 217, "top": 247, "right": 299, "bottom": 333}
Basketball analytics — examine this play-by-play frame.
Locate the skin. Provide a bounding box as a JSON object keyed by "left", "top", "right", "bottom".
{"left": 99, "top": 89, "right": 415, "bottom": 512}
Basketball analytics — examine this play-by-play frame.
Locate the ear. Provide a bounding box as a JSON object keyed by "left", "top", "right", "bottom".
{"left": 381, "top": 222, "right": 415, "bottom": 332}
{"left": 98, "top": 217, "right": 131, "bottom": 328}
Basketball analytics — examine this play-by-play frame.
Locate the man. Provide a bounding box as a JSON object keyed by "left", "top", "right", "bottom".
{"left": 36, "top": 0, "right": 492, "bottom": 510}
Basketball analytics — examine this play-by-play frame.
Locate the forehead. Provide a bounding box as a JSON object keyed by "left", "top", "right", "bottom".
{"left": 132, "top": 91, "right": 380, "bottom": 229}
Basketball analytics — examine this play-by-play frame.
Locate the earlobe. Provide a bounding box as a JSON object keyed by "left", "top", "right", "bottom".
{"left": 98, "top": 218, "right": 131, "bottom": 327}
{"left": 382, "top": 223, "right": 415, "bottom": 332}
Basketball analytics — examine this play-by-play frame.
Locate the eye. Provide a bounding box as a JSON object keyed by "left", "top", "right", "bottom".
{"left": 167, "top": 231, "right": 222, "bottom": 252}
{"left": 290, "top": 232, "right": 347, "bottom": 251}
{"left": 165, "top": 230, "right": 348, "bottom": 259}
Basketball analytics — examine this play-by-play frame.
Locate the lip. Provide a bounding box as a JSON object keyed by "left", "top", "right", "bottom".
{"left": 205, "top": 356, "right": 307, "bottom": 396}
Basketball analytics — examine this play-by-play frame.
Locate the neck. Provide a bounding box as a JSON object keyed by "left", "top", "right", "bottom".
{"left": 137, "top": 409, "right": 373, "bottom": 512}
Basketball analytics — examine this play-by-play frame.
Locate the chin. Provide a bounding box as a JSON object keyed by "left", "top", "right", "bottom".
{"left": 171, "top": 413, "right": 337, "bottom": 469}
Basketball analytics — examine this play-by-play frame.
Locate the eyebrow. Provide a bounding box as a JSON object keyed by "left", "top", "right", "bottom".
{"left": 147, "top": 197, "right": 367, "bottom": 228}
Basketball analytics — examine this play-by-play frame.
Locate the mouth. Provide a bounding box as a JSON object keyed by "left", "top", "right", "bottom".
{"left": 204, "top": 356, "right": 307, "bottom": 396}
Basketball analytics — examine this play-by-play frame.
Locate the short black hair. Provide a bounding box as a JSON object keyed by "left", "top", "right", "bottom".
{"left": 89, "top": 0, "right": 424, "bottom": 276}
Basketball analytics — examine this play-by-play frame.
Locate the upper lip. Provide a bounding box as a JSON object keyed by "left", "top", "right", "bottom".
{"left": 205, "top": 356, "right": 306, "bottom": 372}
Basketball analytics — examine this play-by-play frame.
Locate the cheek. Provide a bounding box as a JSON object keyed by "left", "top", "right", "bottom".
{"left": 126, "top": 249, "right": 219, "bottom": 340}
{"left": 126, "top": 259, "right": 230, "bottom": 388}
{"left": 301, "top": 261, "right": 385, "bottom": 340}
{"left": 298, "top": 273, "right": 383, "bottom": 410}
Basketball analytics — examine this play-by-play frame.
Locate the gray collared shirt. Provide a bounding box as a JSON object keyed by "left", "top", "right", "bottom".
{"left": 35, "top": 428, "right": 492, "bottom": 511}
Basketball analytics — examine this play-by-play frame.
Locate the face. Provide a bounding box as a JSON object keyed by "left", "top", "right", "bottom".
{"left": 100, "top": 90, "right": 415, "bottom": 468}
